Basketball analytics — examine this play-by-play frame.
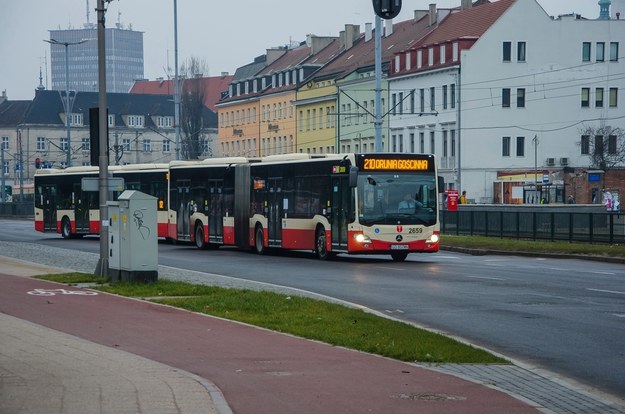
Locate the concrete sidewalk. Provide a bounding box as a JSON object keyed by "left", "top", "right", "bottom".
{"left": 0, "top": 256, "right": 225, "bottom": 414}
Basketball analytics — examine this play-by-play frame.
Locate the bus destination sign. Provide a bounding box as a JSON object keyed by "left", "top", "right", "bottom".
{"left": 363, "top": 158, "right": 429, "bottom": 171}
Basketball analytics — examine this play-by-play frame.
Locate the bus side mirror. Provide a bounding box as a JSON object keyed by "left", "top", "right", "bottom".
{"left": 438, "top": 176, "right": 445, "bottom": 193}
{"left": 349, "top": 166, "right": 359, "bottom": 188}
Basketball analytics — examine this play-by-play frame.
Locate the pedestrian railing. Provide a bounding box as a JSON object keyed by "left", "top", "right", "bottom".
{"left": 441, "top": 209, "right": 625, "bottom": 244}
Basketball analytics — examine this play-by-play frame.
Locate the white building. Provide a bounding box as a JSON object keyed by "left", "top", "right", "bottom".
{"left": 389, "top": 0, "right": 624, "bottom": 204}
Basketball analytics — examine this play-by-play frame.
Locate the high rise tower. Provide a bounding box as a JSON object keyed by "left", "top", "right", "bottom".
{"left": 47, "top": 23, "right": 144, "bottom": 93}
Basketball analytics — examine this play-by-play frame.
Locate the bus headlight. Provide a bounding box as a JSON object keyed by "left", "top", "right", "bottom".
{"left": 427, "top": 234, "right": 439, "bottom": 244}
{"left": 354, "top": 233, "right": 371, "bottom": 243}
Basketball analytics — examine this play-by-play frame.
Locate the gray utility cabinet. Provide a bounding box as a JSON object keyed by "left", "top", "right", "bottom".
{"left": 108, "top": 190, "right": 158, "bottom": 282}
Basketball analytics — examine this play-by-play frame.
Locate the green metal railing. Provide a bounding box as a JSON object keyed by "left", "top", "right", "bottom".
{"left": 441, "top": 210, "right": 625, "bottom": 244}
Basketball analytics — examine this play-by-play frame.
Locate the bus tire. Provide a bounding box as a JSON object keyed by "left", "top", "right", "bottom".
{"left": 61, "top": 217, "right": 72, "bottom": 239}
{"left": 391, "top": 251, "right": 408, "bottom": 262}
{"left": 195, "top": 223, "right": 207, "bottom": 250}
{"left": 315, "top": 227, "right": 329, "bottom": 260}
{"left": 254, "top": 225, "right": 265, "bottom": 255}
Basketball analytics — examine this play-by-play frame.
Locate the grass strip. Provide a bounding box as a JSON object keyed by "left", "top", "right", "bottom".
{"left": 442, "top": 235, "right": 625, "bottom": 257}
{"left": 35, "top": 275, "right": 505, "bottom": 364}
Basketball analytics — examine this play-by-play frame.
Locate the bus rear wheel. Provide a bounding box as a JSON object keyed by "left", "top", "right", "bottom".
{"left": 254, "top": 226, "right": 265, "bottom": 255}
{"left": 195, "top": 224, "right": 207, "bottom": 250}
{"left": 61, "top": 217, "right": 72, "bottom": 239}
{"left": 315, "top": 228, "right": 329, "bottom": 260}
{"left": 391, "top": 251, "right": 408, "bottom": 262}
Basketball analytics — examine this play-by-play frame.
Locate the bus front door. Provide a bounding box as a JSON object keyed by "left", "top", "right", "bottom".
{"left": 267, "top": 178, "right": 283, "bottom": 246}
{"left": 331, "top": 176, "right": 350, "bottom": 249}
{"left": 208, "top": 180, "right": 224, "bottom": 243}
{"left": 176, "top": 181, "right": 191, "bottom": 241}
{"left": 41, "top": 185, "right": 57, "bottom": 231}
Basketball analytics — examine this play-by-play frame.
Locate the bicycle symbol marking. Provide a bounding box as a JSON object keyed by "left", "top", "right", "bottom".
{"left": 27, "top": 288, "right": 99, "bottom": 297}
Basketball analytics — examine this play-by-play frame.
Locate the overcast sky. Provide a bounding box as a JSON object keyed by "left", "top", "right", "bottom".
{"left": 0, "top": 0, "right": 602, "bottom": 101}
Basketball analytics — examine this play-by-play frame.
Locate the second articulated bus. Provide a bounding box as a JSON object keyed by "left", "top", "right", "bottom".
{"left": 168, "top": 152, "right": 442, "bottom": 261}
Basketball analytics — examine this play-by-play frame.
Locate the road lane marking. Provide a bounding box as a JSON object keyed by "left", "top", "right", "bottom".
{"left": 587, "top": 288, "right": 625, "bottom": 296}
{"left": 590, "top": 271, "right": 616, "bottom": 275}
{"left": 613, "top": 314, "right": 625, "bottom": 318}
{"left": 27, "top": 288, "right": 98, "bottom": 296}
{"left": 465, "top": 275, "right": 506, "bottom": 281}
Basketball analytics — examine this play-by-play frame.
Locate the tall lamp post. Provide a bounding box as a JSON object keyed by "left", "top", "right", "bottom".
{"left": 44, "top": 38, "right": 87, "bottom": 167}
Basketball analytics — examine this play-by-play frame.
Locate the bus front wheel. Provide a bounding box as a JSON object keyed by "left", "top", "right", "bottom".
{"left": 254, "top": 226, "right": 265, "bottom": 255}
{"left": 391, "top": 251, "right": 408, "bottom": 262}
{"left": 61, "top": 217, "right": 72, "bottom": 239}
{"left": 315, "top": 228, "right": 329, "bottom": 260}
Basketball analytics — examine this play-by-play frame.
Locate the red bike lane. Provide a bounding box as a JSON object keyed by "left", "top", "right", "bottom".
{"left": 0, "top": 273, "right": 540, "bottom": 414}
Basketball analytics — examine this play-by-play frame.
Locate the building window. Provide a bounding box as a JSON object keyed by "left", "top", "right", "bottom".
{"left": 143, "top": 139, "right": 151, "bottom": 153}
{"left": 597, "top": 42, "right": 605, "bottom": 62}
{"left": 595, "top": 135, "right": 604, "bottom": 155}
{"left": 609, "top": 88, "right": 618, "bottom": 107}
{"left": 123, "top": 139, "right": 131, "bottom": 152}
{"left": 596, "top": 88, "right": 604, "bottom": 107}
{"left": 430, "top": 87, "right": 435, "bottom": 111}
{"left": 410, "top": 133, "right": 415, "bottom": 153}
{"left": 37, "top": 137, "right": 46, "bottom": 151}
{"left": 409, "top": 91, "right": 415, "bottom": 114}
{"left": 108, "top": 114, "right": 115, "bottom": 127}
{"left": 517, "top": 41, "right": 526, "bottom": 62}
{"left": 419, "top": 89, "right": 425, "bottom": 113}
{"left": 581, "top": 135, "right": 590, "bottom": 155}
{"left": 516, "top": 88, "right": 525, "bottom": 108}
{"left": 502, "top": 88, "right": 511, "bottom": 107}
{"left": 60, "top": 137, "right": 68, "bottom": 151}
{"left": 430, "top": 131, "right": 435, "bottom": 154}
{"left": 419, "top": 132, "right": 425, "bottom": 153}
{"left": 503, "top": 41, "right": 511, "bottom": 62}
{"left": 450, "top": 84, "right": 456, "bottom": 109}
{"left": 516, "top": 136, "right": 525, "bottom": 157}
{"left": 391, "top": 93, "right": 397, "bottom": 115}
{"left": 442, "top": 85, "right": 448, "bottom": 109}
{"left": 451, "top": 130, "right": 456, "bottom": 157}
{"left": 81, "top": 137, "right": 90, "bottom": 151}
{"left": 502, "top": 136, "right": 510, "bottom": 156}
{"left": 581, "top": 88, "right": 590, "bottom": 107}
{"left": 608, "top": 135, "right": 617, "bottom": 154}
{"left": 582, "top": 42, "right": 591, "bottom": 62}
{"left": 1, "top": 136, "right": 8, "bottom": 150}
{"left": 398, "top": 92, "right": 403, "bottom": 115}
{"left": 610, "top": 42, "right": 619, "bottom": 62}
{"left": 163, "top": 139, "right": 171, "bottom": 153}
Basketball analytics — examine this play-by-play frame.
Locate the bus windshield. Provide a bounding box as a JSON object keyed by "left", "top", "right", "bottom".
{"left": 357, "top": 171, "right": 437, "bottom": 226}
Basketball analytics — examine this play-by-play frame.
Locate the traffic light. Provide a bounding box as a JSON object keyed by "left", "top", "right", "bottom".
{"left": 372, "top": 0, "right": 402, "bottom": 19}
{"left": 35, "top": 157, "right": 41, "bottom": 169}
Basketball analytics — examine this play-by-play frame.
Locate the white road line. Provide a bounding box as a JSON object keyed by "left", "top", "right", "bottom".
{"left": 613, "top": 314, "right": 625, "bottom": 318}
{"left": 590, "top": 271, "right": 616, "bottom": 275}
{"left": 587, "top": 288, "right": 625, "bottom": 296}
{"left": 465, "top": 275, "right": 506, "bottom": 281}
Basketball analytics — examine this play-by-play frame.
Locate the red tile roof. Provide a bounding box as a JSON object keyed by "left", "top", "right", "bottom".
{"left": 130, "top": 75, "right": 233, "bottom": 112}
{"left": 417, "top": 0, "right": 515, "bottom": 46}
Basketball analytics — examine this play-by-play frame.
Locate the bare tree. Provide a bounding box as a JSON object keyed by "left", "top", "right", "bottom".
{"left": 179, "top": 57, "right": 210, "bottom": 160}
{"left": 579, "top": 123, "right": 625, "bottom": 171}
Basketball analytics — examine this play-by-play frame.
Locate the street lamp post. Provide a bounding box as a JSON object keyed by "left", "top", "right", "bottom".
{"left": 44, "top": 38, "right": 87, "bottom": 167}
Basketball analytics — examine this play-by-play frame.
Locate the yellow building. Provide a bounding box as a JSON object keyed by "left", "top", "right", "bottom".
{"left": 295, "top": 79, "right": 338, "bottom": 154}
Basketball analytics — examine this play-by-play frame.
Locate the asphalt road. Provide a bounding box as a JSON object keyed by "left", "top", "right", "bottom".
{"left": 3, "top": 219, "right": 625, "bottom": 399}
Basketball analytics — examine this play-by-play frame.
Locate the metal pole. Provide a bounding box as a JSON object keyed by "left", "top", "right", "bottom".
{"left": 64, "top": 43, "right": 72, "bottom": 167}
{"left": 456, "top": 72, "right": 461, "bottom": 192}
{"left": 374, "top": 15, "right": 382, "bottom": 152}
{"left": 95, "top": 0, "right": 110, "bottom": 278}
{"left": 0, "top": 147, "right": 4, "bottom": 203}
{"left": 174, "top": 0, "right": 181, "bottom": 160}
{"left": 533, "top": 134, "right": 538, "bottom": 205}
